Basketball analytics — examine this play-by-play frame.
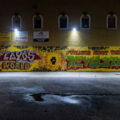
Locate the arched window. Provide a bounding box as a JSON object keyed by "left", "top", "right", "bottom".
{"left": 58, "top": 14, "right": 69, "bottom": 29}
{"left": 107, "top": 13, "right": 117, "bottom": 29}
{"left": 33, "top": 14, "right": 43, "bottom": 29}
{"left": 12, "top": 13, "right": 22, "bottom": 29}
{"left": 80, "top": 13, "right": 91, "bottom": 29}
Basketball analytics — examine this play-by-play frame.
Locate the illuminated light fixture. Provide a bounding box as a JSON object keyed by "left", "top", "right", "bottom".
{"left": 14, "top": 28, "right": 18, "bottom": 32}
{"left": 70, "top": 27, "right": 79, "bottom": 38}
{"left": 73, "top": 27, "right": 77, "bottom": 31}
{"left": 14, "top": 28, "right": 19, "bottom": 37}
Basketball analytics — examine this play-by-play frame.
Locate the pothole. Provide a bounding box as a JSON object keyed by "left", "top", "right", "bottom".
{"left": 31, "top": 93, "right": 44, "bottom": 101}
{"left": 31, "top": 93, "right": 72, "bottom": 102}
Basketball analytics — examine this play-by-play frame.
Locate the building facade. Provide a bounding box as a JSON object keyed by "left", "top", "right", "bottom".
{"left": 0, "top": 0, "right": 120, "bottom": 71}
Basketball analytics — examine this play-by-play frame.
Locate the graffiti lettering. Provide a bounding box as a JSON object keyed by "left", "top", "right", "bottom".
{"left": 93, "top": 51, "right": 108, "bottom": 55}
{"left": 0, "top": 50, "right": 40, "bottom": 62}
{"left": 67, "top": 50, "right": 91, "bottom": 55}
{"left": 111, "top": 50, "right": 120, "bottom": 55}
{"left": 67, "top": 56, "right": 120, "bottom": 70}
{"left": 2, "top": 62, "right": 30, "bottom": 70}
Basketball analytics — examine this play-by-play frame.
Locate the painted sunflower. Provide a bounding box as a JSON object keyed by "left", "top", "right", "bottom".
{"left": 45, "top": 52, "right": 65, "bottom": 71}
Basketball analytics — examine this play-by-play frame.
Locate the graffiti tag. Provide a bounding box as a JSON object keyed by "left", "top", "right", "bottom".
{"left": 2, "top": 62, "right": 30, "bottom": 70}
{"left": 67, "top": 56, "right": 120, "bottom": 70}
{"left": 0, "top": 50, "right": 40, "bottom": 62}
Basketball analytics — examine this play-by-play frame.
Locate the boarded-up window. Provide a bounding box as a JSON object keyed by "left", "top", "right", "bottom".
{"left": 107, "top": 14, "right": 117, "bottom": 29}
{"left": 80, "top": 14, "right": 90, "bottom": 29}
{"left": 58, "top": 14, "right": 69, "bottom": 29}
{"left": 33, "top": 15, "right": 43, "bottom": 29}
{"left": 12, "top": 14, "right": 21, "bottom": 29}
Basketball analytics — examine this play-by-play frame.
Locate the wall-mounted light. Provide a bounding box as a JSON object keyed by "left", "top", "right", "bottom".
{"left": 14, "top": 28, "right": 19, "bottom": 37}
{"left": 73, "top": 27, "right": 77, "bottom": 31}
{"left": 67, "top": 26, "right": 81, "bottom": 45}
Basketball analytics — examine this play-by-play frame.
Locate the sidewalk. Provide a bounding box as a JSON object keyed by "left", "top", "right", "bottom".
{"left": 0, "top": 72, "right": 120, "bottom": 78}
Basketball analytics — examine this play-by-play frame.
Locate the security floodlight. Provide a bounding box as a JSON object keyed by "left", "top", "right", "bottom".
{"left": 14, "top": 28, "right": 18, "bottom": 32}
{"left": 73, "top": 27, "right": 77, "bottom": 31}
{"left": 14, "top": 28, "right": 19, "bottom": 37}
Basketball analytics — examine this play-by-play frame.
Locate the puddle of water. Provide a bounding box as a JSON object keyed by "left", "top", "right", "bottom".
{"left": 56, "top": 94, "right": 72, "bottom": 97}
{"left": 29, "top": 93, "right": 91, "bottom": 106}
{"left": 31, "top": 93, "right": 73, "bottom": 102}
{"left": 30, "top": 93, "right": 45, "bottom": 102}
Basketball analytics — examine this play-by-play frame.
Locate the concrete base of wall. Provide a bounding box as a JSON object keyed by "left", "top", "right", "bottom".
{"left": 0, "top": 72, "right": 120, "bottom": 78}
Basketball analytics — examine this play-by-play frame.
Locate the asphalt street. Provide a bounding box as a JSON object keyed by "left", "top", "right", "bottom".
{"left": 0, "top": 72, "right": 120, "bottom": 120}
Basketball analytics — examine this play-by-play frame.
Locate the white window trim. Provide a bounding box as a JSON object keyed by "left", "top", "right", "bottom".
{"left": 33, "top": 15, "right": 43, "bottom": 30}
{"left": 106, "top": 14, "right": 117, "bottom": 29}
{"left": 58, "top": 14, "right": 69, "bottom": 30}
{"left": 80, "top": 14, "right": 91, "bottom": 29}
{"left": 12, "top": 15, "right": 22, "bottom": 30}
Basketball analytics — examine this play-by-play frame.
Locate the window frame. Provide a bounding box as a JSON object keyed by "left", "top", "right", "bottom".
{"left": 33, "top": 14, "right": 43, "bottom": 30}
{"left": 80, "top": 14, "right": 91, "bottom": 29}
{"left": 58, "top": 14, "right": 69, "bottom": 30}
{"left": 12, "top": 14, "right": 22, "bottom": 30}
{"left": 106, "top": 14, "right": 117, "bottom": 29}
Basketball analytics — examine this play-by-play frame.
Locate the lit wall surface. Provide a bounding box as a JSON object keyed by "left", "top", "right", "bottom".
{"left": 0, "top": 0, "right": 120, "bottom": 47}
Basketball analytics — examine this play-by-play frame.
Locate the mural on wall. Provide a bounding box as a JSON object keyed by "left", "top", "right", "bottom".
{"left": 1, "top": 46, "right": 120, "bottom": 71}
{"left": 0, "top": 46, "right": 41, "bottom": 71}
{"left": 66, "top": 47, "right": 120, "bottom": 71}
